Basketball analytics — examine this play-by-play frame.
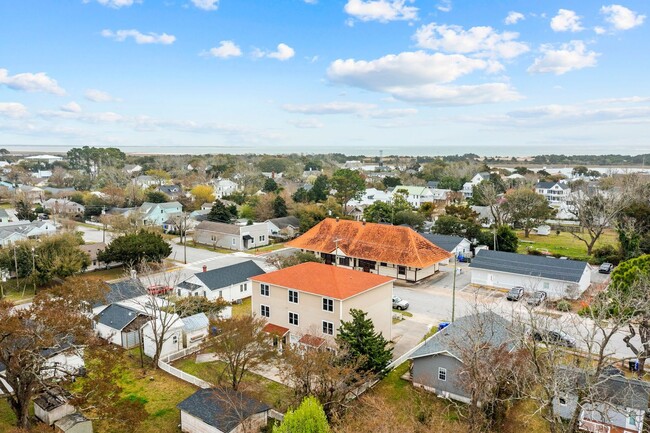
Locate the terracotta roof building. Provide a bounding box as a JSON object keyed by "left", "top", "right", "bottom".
{"left": 250, "top": 262, "right": 394, "bottom": 349}
{"left": 286, "top": 218, "right": 452, "bottom": 282}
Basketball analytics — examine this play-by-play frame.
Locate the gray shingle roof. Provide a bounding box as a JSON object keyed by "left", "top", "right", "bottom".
{"left": 420, "top": 233, "right": 466, "bottom": 253}
{"left": 93, "top": 279, "right": 145, "bottom": 308}
{"left": 469, "top": 250, "right": 588, "bottom": 283}
{"left": 192, "top": 260, "right": 265, "bottom": 291}
{"left": 196, "top": 220, "right": 240, "bottom": 235}
{"left": 177, "top": 388, "right": 269, "bottom": 433}
{"left": 536, "top": 181, "right": 569, "bottom": 190}
{"left": 267, "top": 216, "right": 300, "bottom": 229}
{"left": 411, "top": 311, "right": 513, "bottom": 360}
{"left": 95, "top": 304, "right": 144, "bottom": 330}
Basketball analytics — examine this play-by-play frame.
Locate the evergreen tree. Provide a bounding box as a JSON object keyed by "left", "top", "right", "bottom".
{"left": 15, "top": 198, "right": 36, "bottom": 222}
{"left": 273, "top": 195, "right": 288, "bottom": 218}
{"left": 263, "top": 178, "right": 279, "bottom": 193}
{"left": 97, "top": 230, "right": 171, "bottom": 266}
{"left": 207, "top": 200, "right": 234, "bottom": 223}
{"left": 336, "top": 309, "right": 393, "bottom": 375}
{"left": 273, "top": 396, "right": 330, "bottom": 433}
{"left": 292, "top": 187, "right": 310, "bottom": 203}
{"left": 309, "top": 174, "right": 329, "bottom": 202}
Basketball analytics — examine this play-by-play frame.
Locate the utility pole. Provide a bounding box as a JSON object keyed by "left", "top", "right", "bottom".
{"left": 30, "top": 246, "right": 36, "bottom": 295}
{"left": 101, "top": 206, "right": 107, "bottom": 243}
{"left": 182, "top": 212, "right": 188, "bottom": 265}
{"left": 333, "top": 238, "right": 340, "bottom": 266}
{"left": 451, "top": 253, "right": 457, "bottom": 322}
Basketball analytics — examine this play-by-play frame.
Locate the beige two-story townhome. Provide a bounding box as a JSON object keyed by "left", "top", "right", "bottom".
{"left": 249, "top": 262, "right": 394, "bottom": 350}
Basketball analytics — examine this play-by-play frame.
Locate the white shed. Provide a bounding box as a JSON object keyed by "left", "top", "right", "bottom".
{"left": 469, "top": 250, "right": 591, "bottom": 300}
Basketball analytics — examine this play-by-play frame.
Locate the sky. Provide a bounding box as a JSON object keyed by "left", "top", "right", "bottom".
{"left": 1, "top": 0, "right": 649, "bottom": 157}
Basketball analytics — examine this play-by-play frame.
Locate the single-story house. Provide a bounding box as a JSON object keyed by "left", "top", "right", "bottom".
{"left": 177, "top": 388, "right": 270, "bottom": 433}
{"left": 266, "top": 216, "right": 300, "bottom": 239}
{"left": 123, "top": 164, "right": 142, "bottom": 174}
{"left": 0, "top": 208, "right": 13, "bottom": 224}
{"left": 176, "top": 260, "right": 266, "bottom": 302}
{"left": 554, "top": 367, "right": 650, "bottom": 433}
{"left": 142, "top": 313, "right": 185, "bottom": 360}
{"left": 0, "top": 220, "right": 57, "bottom": 247}
{"left": 94, "top": 303, "right": 151, "bottom": 349}
{"left": 34, "top": 390, "right": 76, "bottom": 425}
{"left": 193, "top": 221, "right": 269, "bottom": 251}
{"left": 469, "top": 250, "right": 591, "bottom": 300}
{"left": 78, "top": 242, "right": 108, "bottom": 271}
{"left": 54, "top": 412, "right": 93, "bottom": 433}
{"left": 410, "top": 311, "right": 514, "bottom": 404}
{"left": 420, "top": 233, "right": 472, "bottom": 257}
{"left": 286, "top": 218, "right": 452, "bottom": 282}
{"left": 43, "top": 198, "right": 85, "bottom": 215}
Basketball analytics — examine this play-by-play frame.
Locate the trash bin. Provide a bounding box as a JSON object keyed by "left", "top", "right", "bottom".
{"left": 438, "top": 322, "right": 450, "bottom": 332}
{"left": 629, "top": 359, "right": 639, "bottom": 371}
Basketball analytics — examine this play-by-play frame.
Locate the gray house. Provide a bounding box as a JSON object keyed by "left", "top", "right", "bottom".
{"left": 554, "top": 367, "right": 650, "bottom": 433}
{"left": 94, "top": 303, "right": 150, "bottom": 349}
{"left": 176, "top": 260, "right": 266, "bottom": 302}
{"left": 409, "top": 311, "right": 514, "bottom": 404}
{"left": 193, "top": 220, "right": 269, "bottom": 251}
{"left": 420, "top": 233, "right": 472, "bottom": 257}
{"left": 469, "top": 250, "right": 591, "bottom": 300}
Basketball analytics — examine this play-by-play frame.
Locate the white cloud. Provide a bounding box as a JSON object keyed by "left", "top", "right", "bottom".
{"left": 528, "top": 40, "right": 598, "bottom": 75}
{"left": 101, "top": 29, "right": 176, "bottom": 45}
{"left": 436, "top": 0, "right": 451, "bottom": 13}
{"left": 504, "top": 11, "right": 525, "bottom": 25}
{"left": 368, "top": 108, "right": 418, "bottom": 118}
{"left": 254, "top": 43, "right": 295, "bottom": 61}
{"left": 283, "top": 102, "right": 376, "bottom": 114}
{"left": 191, "top": 0, "right": 219, "bottom": 11}
{"left": 550, "top": 9, "right": 584, "bottom": 32}
{"left": 40, "top": 109, "right": 123, "bottom": 123}
{"left": 0, "top": 102, "right": 29, "bottom": 118}
{"left": 61, "top": 102, "right": 82, "bottom": 113}
{"left": 601, "top": 5, "right": 645, "bottom": 30}
{"left": 327, "top": 51, "right": 521, "bottom": 105}
{"left": 85, "top": 89, "right": 120, "bottom": 102}
{"left": 303, "top": 0, "right": 318, "bottom": 3}
{"left": 288, "top": 119, "right": 324, "bottom": 128}
{"left": 414, "top": 23, "right": 529, "bottom": 59}
{"left": 0, "top": 68, "right": 66, "bottom": 95}
{"left": 594, "top": 26, "right": 606, "bottom": 34}
{"left": 202, "top": 41, "right": 242, "bottom": 58}
{"left": 344, "top": 0, "right": 418, "bottom": 23}
{"left": 85, "top": 0, "right": 141, "bottom": 8}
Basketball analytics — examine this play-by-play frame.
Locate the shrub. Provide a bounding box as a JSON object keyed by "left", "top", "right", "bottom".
{"left": 556, "top": 300, "right": 572, "bottom": 312}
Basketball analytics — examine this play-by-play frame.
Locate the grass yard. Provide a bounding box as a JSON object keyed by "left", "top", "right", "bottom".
{"left": 88, "top": 350, "right": 198, "bottom": 433}
{"left": 0, "top": 398, "right": 17, "bottom": 431}
{"left": 251, "top": 243, "right": 286, "bottom": 254}
{"left": 172, "top": 357, "right": 292, "bottom": 412}
{"left": 184, "top": 241, "right": 234, "bottom": 255}
{"left": 0, "top": 277, "right": 36, "bottom": 304}
{"left": 87, "top": 266, "right": 128, "bottom": 281}
{"left": 232, "top": 297, "right": 252, "bottom": 317}
{"left": 516, "top": 229, "right": 618, "bottom": 261}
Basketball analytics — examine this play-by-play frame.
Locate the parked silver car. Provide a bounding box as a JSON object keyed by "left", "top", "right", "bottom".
{"left": 392, "top": 296, "right": 409, "bottom": 310}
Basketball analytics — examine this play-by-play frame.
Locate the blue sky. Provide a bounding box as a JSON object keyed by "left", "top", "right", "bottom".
{"left": 1, "top": 0, "right": 649, "bottom": 156}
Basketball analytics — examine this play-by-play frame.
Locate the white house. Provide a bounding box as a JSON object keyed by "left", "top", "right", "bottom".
{"left": 176, "top": 260, "right": 266, "bottom": 302}
{"left": 193, "top": 220, "right": 269, "bottom": 251}
{"left": 346, "top": 188, "right": 392, "bottom": 207}
{"left": 212, "top": 178, "right": 239, "bottom": 199}
{"left": 535, "top": 181, "right": 571, "bottom": 207}
{"left": 142, "top": 313, "right": 185, "bottom": 360}
{"left": 43, "top": 198, "right": 85, "bottom": 215}
{"left": 469, "top": 250, "right": 591, "bottom": 300}
{"left": 94, "top": 304, "right": 151, "bottom": 349}
{"left": 421, "top": 234, "right": 472, "bottom": 257}
{"left": 462, "top": 172, "right": 491, "bottom": 198}
{"left": 393, "top": 185, "right": 450, "bottom": 208}
{"left": 135, "top": 175, "right": 158, "bottom": 188}
{"left": 0, "top": 220, "right": 57, "bottom": 247}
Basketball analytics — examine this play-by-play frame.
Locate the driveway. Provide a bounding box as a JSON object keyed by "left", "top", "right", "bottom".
{"left": 390, "top": 312, "right": 432, "bottom": 360}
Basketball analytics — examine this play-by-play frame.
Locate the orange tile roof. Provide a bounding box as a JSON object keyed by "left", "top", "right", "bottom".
{"left": 250, "top": 262, "right": 393, "bottom": 300}
{"left": 298, "top": 334, "right": 326, "bottom": 348}
{"left": 262, "top": 323, "right": 289, "bottom": 336}
{"left": 286, "top": 218, "right": 452, "bottom": 268}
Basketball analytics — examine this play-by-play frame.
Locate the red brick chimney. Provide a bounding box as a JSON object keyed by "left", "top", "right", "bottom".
{"left": 202, "top": 265, "right": 207, "bottom": 272}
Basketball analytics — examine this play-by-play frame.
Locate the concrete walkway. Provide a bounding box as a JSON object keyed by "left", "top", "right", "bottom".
{"left": 195, "top": 352, "right": 289, "bottom": 386}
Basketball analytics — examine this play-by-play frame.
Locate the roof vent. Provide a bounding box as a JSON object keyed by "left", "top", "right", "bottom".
{"left": 336, "top": 217, "right": 339, "bottom": 222}
{"left": 362, "top": 218, "right": 366, "bottom": 225}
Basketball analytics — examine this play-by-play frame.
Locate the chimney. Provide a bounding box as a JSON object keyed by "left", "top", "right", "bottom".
{"left": 362, "top": 218, "right": 366, "bottom": 225}
{"left": 336, "top": 217, "right": 339, "bottom": 223}
{"left": 202, "top": 265, "right": 207, "bottom": 272}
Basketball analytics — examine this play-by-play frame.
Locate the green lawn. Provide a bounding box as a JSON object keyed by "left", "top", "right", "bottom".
{"left": 86, "top": 349, "right": 198, "bottom": 433}
{"left": 516, "top": 229, "right": 618, "bottom": 261}
{"left": 87, "top": 267, "right": 128, "bottom": 281}
{"left": 0, "top": 398, "right": 16, "bottom": 431}
{"left": 172, "top": 357, "right": 292, "bottom": 412}
{"left": 250, "top": 243, "right": 287, "bottom": 254}
{"left": 0, "top": 277, "right": 36, "bottom": 303}
{"left": 232, "top": 297, "right": 252, "bottom": 317}
{"left": 184, "top": 241, "right": 234, "bottom": 255}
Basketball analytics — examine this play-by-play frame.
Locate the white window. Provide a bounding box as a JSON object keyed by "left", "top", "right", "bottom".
{"left": 438, "top": 367, "right": 447, "bottom": 381}
{"left": 288, "top": 290, "right": 298, "bottom": 304}
{"left": 289, "top": 312, "right": 299, "bottom": 326}
{"left": 628, "top": 412, "right": 637, "bottom": 427}
{"left": 260, "top": 284, "right": 269, "bottom": 296}
{"left": 231, "top": 238, "right": 236, "bottom": 245}
{"left": 322, "top": 321, "right": 334, "bottom": 335}
{"left": 240, "top": 283, "right": 246, "bottom": 293}
{"left": 322, "top": 298, "right": 334, "bottom": 312}
{"left": 259, "top": 235, "right": 265, "bottom": 242}
{"left": 172, "top": 335, "right": 178, "bottom": 344}
{"left": 260, "top": 305, "right": 270, "bottom": 317}
{"left": 543, "top": 282, "right": 550, "bottom": 290}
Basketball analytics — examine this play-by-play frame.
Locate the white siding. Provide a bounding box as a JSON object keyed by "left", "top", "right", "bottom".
{"left": 180, "top": 411, "right": 222, "bottom": 433}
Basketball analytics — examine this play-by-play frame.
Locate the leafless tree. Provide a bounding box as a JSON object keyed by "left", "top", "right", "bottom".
{"left": 203, "top": 315, "right": 275, "bottom": 390}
